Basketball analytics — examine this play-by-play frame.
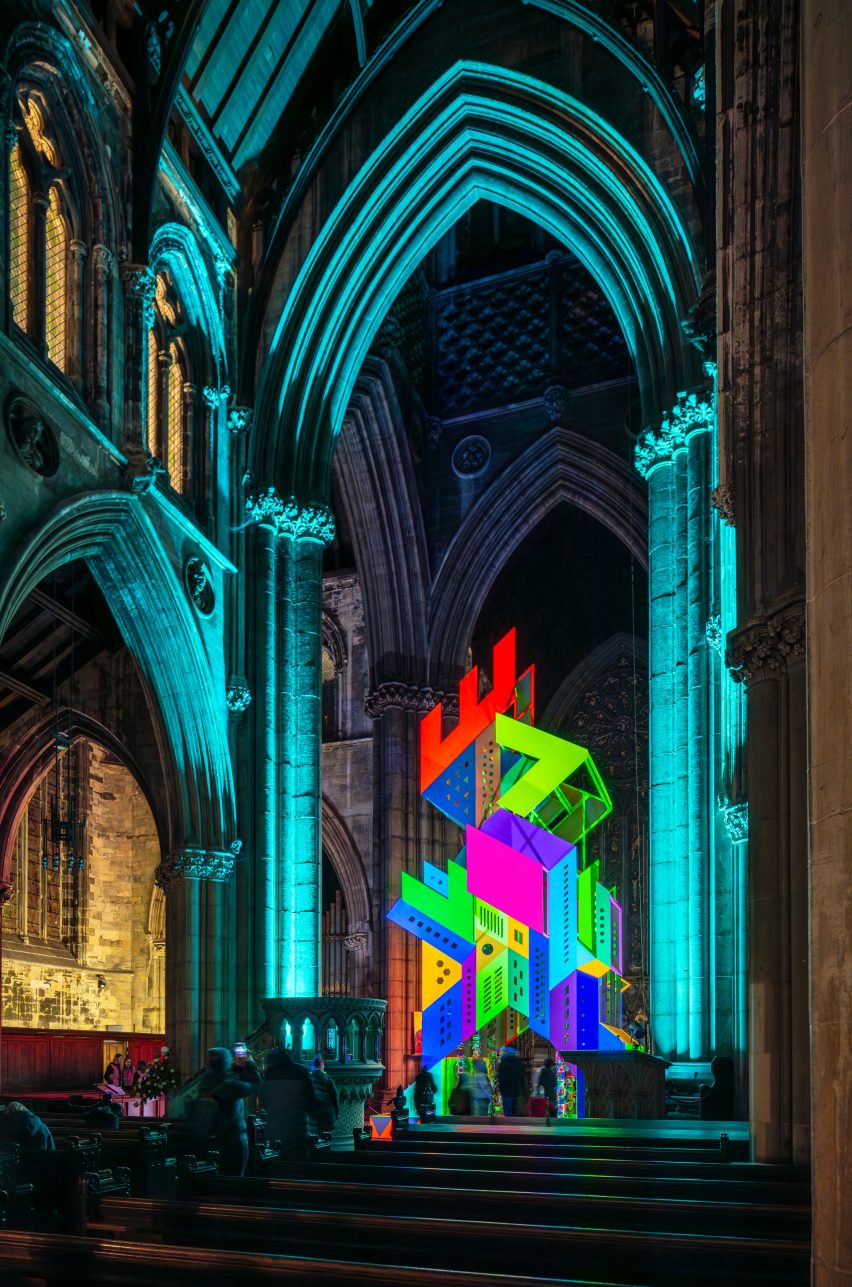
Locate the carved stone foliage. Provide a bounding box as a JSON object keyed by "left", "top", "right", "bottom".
{"left": 634, "top": 389, "right": 714, "bottom": 477}
{"left": 433, "top": 256, "right": 626, "bottom": 418}
{"left": 711, "top": 482, "right": 736, "bottom": 526}
{"left": 228, "top": 405, "right": 252, "bottom": 435}
{"left": 364, "top": 682, "right": 449, "bottom": 718}
{"left": 5, "top": 394, "right": 59, "bottom": 478}
{"left": 155, "top": 846, "right": 238, "bottom": 889}
{"left": 245, "top": 489, "right": 336, "bottom": 545}
{"left": 184, "top": 558, "right": 214, "bottom": 615}
{"left": 726, "top": 602, "right": 806, "bottom": 683}
{"left": 123, "top": 443, "right": 165, "bottom": 493}
{"left": 226, "top": 681, "right": 252, "bottom": 716}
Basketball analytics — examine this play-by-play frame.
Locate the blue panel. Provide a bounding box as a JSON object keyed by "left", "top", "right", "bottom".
{"left": 575, "top": 970, "right": 599, "bottom": 1050}
{"left": 547, "top": 847, "right": 579, "bottom": 987}
{"left": 386, "top": 898, "right": 474, "bottom": 965}
{"left": 422, "top": 980, "right": 463, "bottom": 1070}
{"left": 422, "top": 745, "right": 476, "bottom": 826}
{"left": 423, "top": 862, "right": 449, "bottom": 896}
{"left": 527, "top": 929, "right": 550, "bottom": 1039}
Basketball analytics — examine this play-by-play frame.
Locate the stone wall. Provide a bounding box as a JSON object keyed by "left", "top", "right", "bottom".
{"left": 2, "top": 741, "right": 163, "bottom": 1033}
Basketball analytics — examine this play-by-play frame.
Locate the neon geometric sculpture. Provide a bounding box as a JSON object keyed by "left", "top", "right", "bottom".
{"left": 388, "top": 629, "right": 632, "bottom": 1104}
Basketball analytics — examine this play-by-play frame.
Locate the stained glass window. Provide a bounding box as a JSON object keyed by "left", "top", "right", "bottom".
{"left": 9, "top": 144, "right": 29, "bottom": 332}
{"left": 45, "top": 185, "right": 68, "bottom": 371}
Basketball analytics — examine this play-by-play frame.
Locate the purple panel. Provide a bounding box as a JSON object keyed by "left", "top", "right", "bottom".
{"left": 480, "top": 809, "right": 575, "bottom": 872}
{"left": 421, "top": 980, "right": 463, "bottom": 1069}
{"left": 466, "top": 825, "right": 546, "bottom": 933}
{"left": 549, "top": 973, "right": 577, "bottom": 1051}
{"left": 610, "top": 895, "right": 623, "bottom": 975}
{"left": 460, "top": 950, "right": 477, "bottom": 1041}
{"left": 527, "top": 929, "right": 550, "bottom": 1039}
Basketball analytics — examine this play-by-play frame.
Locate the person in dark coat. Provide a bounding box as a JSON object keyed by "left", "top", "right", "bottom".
{"left": 309, "top": 1055, "right": 339, "bottom": 1134}
{"left": 0, "top": 1102, "right": 55, "bottom": 1151}
{"left": 449, "top": 1070, "right": 472, "bottom": 1115}
{"left": 103, "top": 1057, "right": 121, "bottom": 1087}
{"left": 538, "top": 1058, "right": 558, "bottom": 1113}
{"left": 259, "top": 1048, "right": 319, "bottom": 1156}
{"left": 194, "top": 1046, "right": 260, "bottom": 1176}
{"left": 497, "top": 1046, "right": 523, "bottom": 1116}
{"left": 413, "top": 1067, "right": 437, "bottom": 1120}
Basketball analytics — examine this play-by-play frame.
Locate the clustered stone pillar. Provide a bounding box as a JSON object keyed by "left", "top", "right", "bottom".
{"left": 364, "top": 682, "right": 431, "bottom": 1095}
{"left": 801, "top": 4, "right": 852, "bottom": 1279}
{"left": 156, "top": 847, "right": 237, "bottom": 1078}
{"left": 244, "top": 490, "right": 335, "bottom": 1003}
{"left": 637, "top": 384, "right": 747, "bottom": 1084}
{"left": 719, "top": 0, "right": 808, "bottom": 1166}
{"left": 120, "top": 262, "right": 156, "bottom": 452}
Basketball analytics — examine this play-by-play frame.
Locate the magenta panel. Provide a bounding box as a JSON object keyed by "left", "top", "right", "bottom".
{"left": 465, "top": 825, "right": 546, "bottom": 933}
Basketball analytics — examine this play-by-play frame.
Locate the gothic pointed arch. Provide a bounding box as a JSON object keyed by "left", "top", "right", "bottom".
{"left": 321, "top": 797, "right": 371, "bottom": 934}
{"left": 0, "top": 492, "right": 236, "bottom": 857}
{"left": 149, "top": 222, "right": 226, "bottom": 377}
{"left": 0, "top": 708, "right": 165, "bottom": 891}
{"left": 253, "top": 61, "right": 702, "bottom": 501}
{"left": 335, "top": 359, "right": 430, "bottom": 687}
{"left": 429, "top": 427, "right": 647, "bottom": 682}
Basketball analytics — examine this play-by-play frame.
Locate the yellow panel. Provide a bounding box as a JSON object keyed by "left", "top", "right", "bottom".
{"left": 577, "top": 957, "right": 610, "bottom": 979}
{"left": 507, "top": 918, "right": 529, "bottom": 958}
{"left": 476, "top": 932, "right": 507, "bottom": 971}
{"left": 601, "top": 1023, "right": 633, "bottom": 1046}
{"left": 422, "top": 943, "right": 461, "bottom": 1008}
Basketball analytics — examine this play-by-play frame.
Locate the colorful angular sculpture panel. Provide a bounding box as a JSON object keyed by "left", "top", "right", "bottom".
{"left": 388, "top": 630, "right": 631, "bottom": 1099}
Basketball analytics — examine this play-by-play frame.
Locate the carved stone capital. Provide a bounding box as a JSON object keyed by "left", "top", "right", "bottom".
{"left": 711, "top": 482, "right": 736, "bottom": 526}
{"left": 705, "top": 613, "right": 722, "bottom": 655}
{"left": 634, "top": 388, "right": 714, "bottom": 478}
{"left": 228, "top": 405, "right": 252, "bottom": 435}
{"left": 344, "top": 933, "right": 368, "bottom": 954}
{"left": 155, "top": 846, "right": 238, "bottom": 889}
{"left": 91, "top": 244, "right": 116, "bottom": 282}
{"left": 726, "top": 602, "right": 806, "bottom": 684}
{"left": 245, "top": 488, "right": 335, "bottom": 545}
{"left": 364, "top": 681, "right": 445, "bottom": 718}
{"left": 201, "top": 385, "right": 224, "bottom": 411}
{"left": 121, "top": 262, "right": 157, "bottom": 300}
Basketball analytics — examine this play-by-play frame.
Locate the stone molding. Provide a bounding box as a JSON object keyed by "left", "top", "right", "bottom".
{"left": 726, "top": 602, "right": 806, "bottom": 683}
{"left": 155, "top": 844, "right": 240, "bottom": 889}
{"left": 634, "top": 388, "right": 714, "bottom": 478}
{"left": 245, "top": 488, "right": 335, "bottom": 545}
{"left": 364, "top": 681, "right": 454, "bottom": 718}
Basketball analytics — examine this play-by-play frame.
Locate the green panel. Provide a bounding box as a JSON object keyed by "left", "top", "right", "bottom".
{"left": 507, "top": 949, "right": 529, "bottom": 1015}
{"left": 477, "top": 950, "right": 509, "bottom": 1027}
{"left": 577, "top": 861, "right": 599, "bottom": 953}
{"left": 400, "top": 858, "right": 474, "bottom": 943}
{"left": 594, "top": 882, "right": 612, "bottom": 971}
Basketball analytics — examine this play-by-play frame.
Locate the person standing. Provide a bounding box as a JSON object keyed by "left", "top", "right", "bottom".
{"left": 309, "top": 1054, "right": 339, "bottom": 1135}
{"left": 260, "top": 1047, "right": 319, "bottom": 1157}
{"left": 497, "top": 1045, "right": 523, "bottom": 1116}
{"left": 413, "top": 1066, "right": 437, "bottom": 1120}
{"left": 449, "top": 1069, "right": 472, "bottom": 1115}
{"left": 103, "top": 1056, "right": 121, "bottom": 1087}
{"left": 193, "top": 1045, "right": 260, "bottom": 1176}
{"left": 120, "top": 1054, "right": 135, "bottom": 1091}
{"left": 539, "top": 1058, "right": 558, "bottom": 1115}
{"left": 471, "top": 1055, "right": 492, "bottom": 1116}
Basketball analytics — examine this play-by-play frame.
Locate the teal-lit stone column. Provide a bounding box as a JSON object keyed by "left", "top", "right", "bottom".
{"left": 636, "top": 388, "right": 718, "bottom": 1066}
{"left": 275, "top": 500, "right": 335, "bottom": 996}
{"left": 119, "top": 263, "right": 156, "bottom": 451}
{"left": 156, "top": 847, "right": 238, "bottom": 1079}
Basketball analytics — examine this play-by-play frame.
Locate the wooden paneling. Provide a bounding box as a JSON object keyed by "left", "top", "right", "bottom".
{"left": 0, "top": 1028, "right": 165, "bottom": 1090}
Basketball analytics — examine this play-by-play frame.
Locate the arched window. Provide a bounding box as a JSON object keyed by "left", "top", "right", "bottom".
{"left": 148, "top": 273, "right": 191, "bottom": 497}
{"left": 7, "top": 93, "right": 73, "bottom": 375}
{"left": 9, "top": 144, "right": 30, "bottom": 331}
{"left": 44, "top": 185, "right": 68, "bottom": 371}
{"left": 167, "top": 342, "right": 186, "bottom": 492}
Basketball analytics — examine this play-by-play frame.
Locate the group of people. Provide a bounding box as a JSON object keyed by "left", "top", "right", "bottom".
{"left": 103, "top": 1053, "right": 148, "bottom": 1095}
{"left": 416, "top": 1048, "right": 560, "bottom": 1118}
{"left": 192, "top": 1045, "right": 340, "bottom": 1177}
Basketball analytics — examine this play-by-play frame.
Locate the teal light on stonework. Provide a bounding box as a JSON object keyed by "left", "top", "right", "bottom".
{"left": 255, "top": 61, "right": 700, "bottom": 499}
{"left": 636, "top": 368, "right": 748, "bottom": 1069}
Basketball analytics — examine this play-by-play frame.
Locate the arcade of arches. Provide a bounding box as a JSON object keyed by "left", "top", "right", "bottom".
{"left": 0, "top": 1, "right": 849, "bottom": 1280}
